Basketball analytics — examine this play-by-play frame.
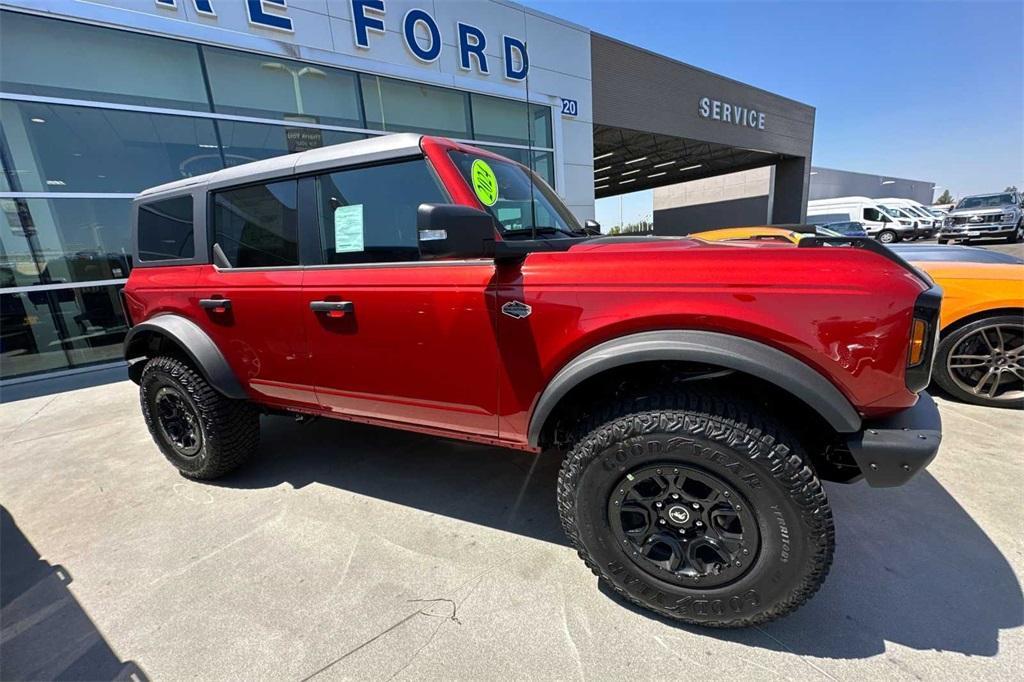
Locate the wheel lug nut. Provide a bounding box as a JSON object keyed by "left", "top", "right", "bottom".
{"left": 742, "top": 549, "right": 749, "bottom": 555}
{"left": 691, "top": 503, "right": 700, "bottom": 509}
{"left": 671, "top": 493, "right": 680, "bottom": 500}
{"left": 723, "top": 491, "right": 730, "bottom": 497}
{"left": 695, "top": 521, "right": 703, "bottom": 527}
{"left": 659, "top": 519, "right": 666, "bottom": 525}
{"left": 678, "top": 529, "right": 685, "bottom": 535}
{"left": 655, "top": 501, "right": 663, "bottom": 508}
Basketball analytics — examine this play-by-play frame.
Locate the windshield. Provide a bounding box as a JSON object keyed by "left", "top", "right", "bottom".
{"left": 956, "top": 193, "right": 1015, "bottom": 209}
{"left": 449, "top": 151, "right": 582, "bottom": 238}
{"left": 880, "top": 205, "right": 911, "bottom": 219}
{"left": 904, "top": 205, "right": 931, "bottom": 218}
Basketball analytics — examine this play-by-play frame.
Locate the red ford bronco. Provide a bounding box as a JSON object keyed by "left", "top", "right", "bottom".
{"left": 123, "top": 134, "right": 942, "bottom": 627}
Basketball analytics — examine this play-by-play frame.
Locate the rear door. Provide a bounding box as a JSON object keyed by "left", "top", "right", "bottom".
{"left": 192, "top": 178, "right": 316, "bottom": 410}
{"left": 301, "top": 157, "right": 499, "bottom": 437}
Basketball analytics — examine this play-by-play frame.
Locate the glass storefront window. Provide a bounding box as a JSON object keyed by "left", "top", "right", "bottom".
{"left": 470, "top": 96, "right": 552, "bottom": 149}
{"left": 202, "top": 47, "right": 362, "bottom": 128}
{"left": 0, "top": 100, "right": 221, "bottom": 193}
{"left": 0, "top": 11, "right": 210, "bottom": 112}
{"left": 0, "top": 198, "right": 133, "bottom": 287}
{"left": 1, "top": 285, "right": 128, "bottom": 379}
{"left": 361, "top": 75, "right": 471, "bottom": 138}
{"left": 214, "top": 120, "right": 364, "bottom": 167}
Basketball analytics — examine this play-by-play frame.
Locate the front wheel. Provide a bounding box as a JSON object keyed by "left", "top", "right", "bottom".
{"left": 934, "top": 316, "right": 1024, "bottom": 408}
{"left": 1008, "top": 220, "right": 1023, "bottom": 244}
{"left": 877, "top": 230, "right": 897, "bottom": 244}
{"left": 140, "top": 356, "right": 261, "bottom": 479}
{"left": 557, "top": 391, "right": 834, "bottom": 627}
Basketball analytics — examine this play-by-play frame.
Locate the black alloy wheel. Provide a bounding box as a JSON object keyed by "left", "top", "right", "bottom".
{"left": 154, "top": 386, "right": 203, "bottom": 457}
{"left": 609, "top": 465, "right": 759, "bottom": 588}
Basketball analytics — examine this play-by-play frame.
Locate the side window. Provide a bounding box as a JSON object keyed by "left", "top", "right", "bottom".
{"left": 316, "top": 158, "right": 447, "bottom": 265}
{"left": 863, "top": 207, "right": 885, "bottom": 222}
{"left": 212, "top": 180, "right": 298, "bottom": 268}
{"left": 137, "top": 196, "right": 194, "bottom": 261}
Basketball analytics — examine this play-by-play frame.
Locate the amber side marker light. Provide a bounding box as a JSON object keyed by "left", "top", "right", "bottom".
{"left": 908, "top": 318, "right": 928, "bottom": 366}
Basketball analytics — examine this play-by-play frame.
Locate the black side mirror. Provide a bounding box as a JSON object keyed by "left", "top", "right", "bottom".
{"left": 417, "top": 203, "right": 496, "bottom": 259}
{"left": 582, "top": 219, "right": 601, "bottom": 236}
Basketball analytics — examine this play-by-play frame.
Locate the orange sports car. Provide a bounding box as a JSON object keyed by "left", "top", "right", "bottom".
{"left": 692, "top": 227, "right": 1024, "bottom": 408}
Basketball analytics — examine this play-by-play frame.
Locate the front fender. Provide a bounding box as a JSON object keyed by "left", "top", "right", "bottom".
{"left": 123, "top": 315, "right": 247, "bottom": 399}
{"left": 526, "top": 330, "right": 863, "bottom": 447}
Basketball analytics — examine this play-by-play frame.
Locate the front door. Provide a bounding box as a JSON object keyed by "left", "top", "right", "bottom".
{"left": 301, "top": 157, "right": 500, "bottom": 437}
{"left": 193, "top": 178, "right": 315, "bottom": 410}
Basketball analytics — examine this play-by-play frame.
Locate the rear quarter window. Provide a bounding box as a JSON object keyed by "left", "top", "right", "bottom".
{"left": 137, "top": 196, "right": 194, "bottom": 261}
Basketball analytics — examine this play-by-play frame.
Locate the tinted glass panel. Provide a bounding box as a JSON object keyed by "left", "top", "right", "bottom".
{"left": 1, "top": 198, "right": 133, "bottom": 285}
{"left": 202, "top": 47, "right": 362, "bottom": 127}
{"left": 0, "top": 100, "right": 220, "bottom": 193}
{"left": 361, "top": 75, "right": 470, "bottom": 137}
{"left": 213, "top": 181, "right": 298, "bottom": 268}
{"left": 470, "top": 96, "right": 552, "bottom": 148}
{"left": 316, "top": 159, "right": 446, "bottom": 265}
{"left": 475, "top": 145, "right": 556, "bottom": 189}
{"left": 213, "top": 120, "right": 364, "bottom": 167}
{"left": 0, "top": 11, "right": 209, "bottom": 111}
{"left": 138, "top": 196, "right": 194, "bottom": 262}
{"left": 449, "top": 152, "right": 579, "bottom": 236}
{"left": 1, "top": 285, "right": 128, "bottom": 379}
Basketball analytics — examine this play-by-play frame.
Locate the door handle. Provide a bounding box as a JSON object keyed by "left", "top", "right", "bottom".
{"left": 310, "top": 300, "right": 354, "bottom": 318}
{"left": 198, "top": 298, "right": 231, "bottom": 312}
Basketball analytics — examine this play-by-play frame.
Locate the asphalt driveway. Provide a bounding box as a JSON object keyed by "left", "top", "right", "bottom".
{"left": 1, "top": 382, "right": 1022, "bottom": 680}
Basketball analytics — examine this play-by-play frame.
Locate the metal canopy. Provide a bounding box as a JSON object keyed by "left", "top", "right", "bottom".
{"left": 592, "top": 125, "right": 790, "bottom": 200}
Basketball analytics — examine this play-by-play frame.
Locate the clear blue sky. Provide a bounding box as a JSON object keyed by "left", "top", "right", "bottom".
{"left": 520, "top": 0, "right": 1023, "bottom": 225}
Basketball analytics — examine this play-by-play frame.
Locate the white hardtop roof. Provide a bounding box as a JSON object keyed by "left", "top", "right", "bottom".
{"left": 137, "top": 133, "right": 425, "bottom": 199}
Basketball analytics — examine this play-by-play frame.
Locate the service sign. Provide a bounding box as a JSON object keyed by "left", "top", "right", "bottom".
{"left": 698, "top": 96, "right": 766, "bottom": 131}
{"left": 156, "top": 0, "right": 530, "bottom": 80}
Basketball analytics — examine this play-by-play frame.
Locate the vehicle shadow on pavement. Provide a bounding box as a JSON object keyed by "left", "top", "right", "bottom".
{"left": 607, "top": 472, "right": 1023, "bottom": 658}
{"left": 222, "top": 416, "right": 1021, "bottom": 659}
{"left": 0, "top": 506, "right": 148, "bottom": 681}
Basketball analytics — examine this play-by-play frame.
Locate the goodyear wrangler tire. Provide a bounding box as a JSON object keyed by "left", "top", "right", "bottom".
{"left": 140, "top": 356, "right": 260, "bottom": 480}
{"left": 557, "top": 391, "right": 834, "bottom": 627}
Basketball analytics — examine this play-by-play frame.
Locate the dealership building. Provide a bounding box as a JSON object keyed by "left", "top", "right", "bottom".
{"left": 0, "top": 0, "right": 816, "bottom": 386}
{"left": 653, "top": 165, "right": 935, "bottom": 233}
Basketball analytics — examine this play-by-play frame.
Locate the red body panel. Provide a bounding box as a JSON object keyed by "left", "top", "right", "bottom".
{"left": 124, "top": 136, "right": 928, "bottom": 452}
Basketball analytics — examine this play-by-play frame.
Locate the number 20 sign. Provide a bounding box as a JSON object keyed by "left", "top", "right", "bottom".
{"left": 560, "top": 98, "right": 579, "bottom": 116}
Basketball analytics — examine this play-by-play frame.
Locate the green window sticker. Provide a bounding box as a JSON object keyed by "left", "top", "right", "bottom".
{"left": 471, "top": 159, "right": 498, "bottom": 207}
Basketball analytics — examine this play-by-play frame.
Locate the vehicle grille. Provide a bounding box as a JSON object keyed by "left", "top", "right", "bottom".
{"left": 951, "top": 215, "right": 1003, "bottom": 225}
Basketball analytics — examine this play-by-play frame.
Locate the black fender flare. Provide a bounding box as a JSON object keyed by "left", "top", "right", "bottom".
{"left": 527, "top": 330, "right": 863, "bottom": 447}
{"left": 123, "top": 315, "right": 248, "bottom": 399}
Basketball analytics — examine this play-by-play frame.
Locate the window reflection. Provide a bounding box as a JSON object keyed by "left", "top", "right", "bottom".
{"left": 361, "top": 75, "right": 471, "bottom": 138}
{"left": 0, "top": 198, "right": 133, "bottom": 286}
{"left": 0, "top": 100, "right": 221, "bottom": 193}
{"left": 213, "top": 120, "right": 364, "bottom": 166}
{"left": 0, "top": 11, "right": 209, "bottom": 112}
{"left": 203, "top": 47, "right": 362, "bottom": 127}
{"left": 0, "top": 286, "right": 128, "bottom": 379}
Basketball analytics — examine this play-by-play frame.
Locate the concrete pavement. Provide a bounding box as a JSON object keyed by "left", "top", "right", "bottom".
{"left": 1, "top": 381, "right": 1022, "bottom": 681}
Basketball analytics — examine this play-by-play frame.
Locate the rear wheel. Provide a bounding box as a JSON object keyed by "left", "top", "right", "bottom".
{"left": 934, "top": 315, "right": 1024, "bottom": 408}
{"left": 938, "top": 239, "right": 949, "bottom": 245}
{"left": 877, "top": 230, "right": 897, "bottom": 244}
{"left": 557, "top": 390, "right": 834, "bottom": 627}
{"left": 140, "top": 356, "right": 261, "bottom": 479}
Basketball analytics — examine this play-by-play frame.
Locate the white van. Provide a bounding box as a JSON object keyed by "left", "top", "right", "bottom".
{"left": 807, "top": 196, "right": 916, "bottom": 244}
{"left": 878, "top": 198, "right": 938, "bottom": 239}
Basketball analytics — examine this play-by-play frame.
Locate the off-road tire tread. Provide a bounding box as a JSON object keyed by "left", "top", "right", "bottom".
{"left": 140, "top": 356, "right": 260, "bottom": 479}
{"left": 556, "top": 389, "right": 835, "bottom": 628}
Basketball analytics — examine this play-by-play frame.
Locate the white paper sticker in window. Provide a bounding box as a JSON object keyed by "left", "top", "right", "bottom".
{"left": 334, "top": 203, "right": 364, "bottom": 253}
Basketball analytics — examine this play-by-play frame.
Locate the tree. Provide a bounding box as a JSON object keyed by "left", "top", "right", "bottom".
{"left": 1005, "top": 185, "right": 1018, "bottom": 193}
{"left": 936, "top": 189, "right": 954, "bottom": 204}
